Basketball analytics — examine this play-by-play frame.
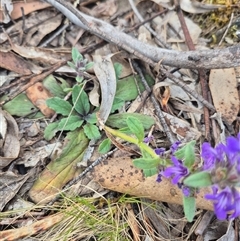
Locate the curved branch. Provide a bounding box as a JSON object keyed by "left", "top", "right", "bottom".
{"left": 44, "top": 0, "right": 240, "bottom": 69}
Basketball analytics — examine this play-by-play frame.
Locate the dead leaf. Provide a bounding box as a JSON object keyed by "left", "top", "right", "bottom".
{"left": 10, "top": 44, "right": 71, "bottom": 66}
{"left": 0, "top": 108, "right": 20, "bottom": 169}
{"left": 180, "top": 0, "right": 225, "bottom": 14}
{"left": 0, "top": 212, "right": 64, "bottom": 241}
{"left": 0, "top": 0, "right": 13, "bottom": 23}
{"left": 93, "top": 54, "right": 117, "bottom": 123}
{"left": 0, "top": 51, "right": 32, "bottom": 75}
{"left": 153, "top": 82, "right": 171, "bottom": 112}
{"left": 0, "top": 171, "right": 29, "bottom": 211}
{"left": 24, "top": 14, "right": 62, "bottom": 46}
{"left": 29, "top": 130, "right": 89, "bottom": 204}
{"left": 91, "top": 0, "right": 117, "bottom": 17}
{"left": 0, "top": 1, "right": 50, "bottom": 22}
{"left": 89, "top": 78, "right": 100, "bottom": 107}
{"left": 26, "top": 82, "right": 55, "bottom": 118}
{"left": 209, "top": 68, "right": 239, "bottom": 124}
{"left": 92, "top": 157, "right": 213, "bottom": 211}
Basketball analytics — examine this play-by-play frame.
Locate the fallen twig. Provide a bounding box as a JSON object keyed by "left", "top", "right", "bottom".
{"left": 43, "top": 0, "right": 240, "bottom": 69}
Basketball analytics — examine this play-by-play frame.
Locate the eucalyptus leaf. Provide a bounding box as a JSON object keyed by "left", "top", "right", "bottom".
{"left": 126, "top": 117, "right": 144, "bottom": 141}
{"left": 46, "top": 97, "right": 73, "bottom": 116}
{"left": 184, "top": 171, "right": 212, "bottom": 187}
{"left": 72, "top": 85, "right": 90, "bottom": 116}
{"left": 3, "top": 93, "right": 38, "bottom": 117}
{"left": 183, "top": 196, "right": 196, "bottom": 222}
{"left": 114, "top": 62, "right": 122, "bottom": 79}
{"left": 115, "top": 75, "right": 154, "bottom": 102}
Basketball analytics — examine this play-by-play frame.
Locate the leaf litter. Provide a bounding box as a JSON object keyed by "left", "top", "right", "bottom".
{"left": 0, "top": 0, "right": 240, "bottom": 240}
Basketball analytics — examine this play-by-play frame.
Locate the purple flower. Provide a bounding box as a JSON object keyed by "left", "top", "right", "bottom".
{"left": 182, "top": 185, "right": 191, "bottom": 197}
{"left": 205, "top": 186, "right": 240, "bottom": 220}
{"left": 161, "top": 156, "right": 189, "bottom": 185}
{"left": 226, "top": 133, "right": 240, "bottom": 153}
{"left": 170, "top": 141, "right": 181, "bottom": 154}
{"left": 228, "top": 188, "right": 240, "bottom": 219}
{"left": 155, "top": 147, "right": 165, "bottom": 156}
{"left": 156, "top": 172, "right": 162, "bottom": 183}
{"left": 201, "top": 142, "right": 225, "bottom": 170}
{"left": 143, "top": 135, "right": 154, "bottom": 143}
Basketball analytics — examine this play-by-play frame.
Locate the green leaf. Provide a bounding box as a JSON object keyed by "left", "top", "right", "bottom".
{"left": 46, "top": 97, "right": 73, "bottom": 116}
{"left": 183, "top": 196, "right": 196, "bottom": 222}
{"left": 98, "top": 138, "right": 112, "bottom": 154}
{"left": 58, "top": 116, "right": 84, "bottom": 131}
{"left": 111, "top": 97, "right": 125, "bottom": 112}
{"left": 142, "top": 168, "right": 158, "bottom": 177}
{"left": 114, "top": 62, "right": 122, "bottom": 79}
{"left": 76, "top": 76, "right": 84, "bottom": 83}
{"left": 67, "top": 61, "right": 76, "bottom": 70}
{"left": 3, "top": 93, "right": 39, "bottom": 117}
{"left": 43, "top": 75, "right": 69, "bottom": 98}
{"left": 72, "top": 85, "right": 90, "bottom": 116}
{"left": 175, "top": 141, "right": 196, "bottom": 168}
{"left": 106, "top": 113, "right": 155, "bottom": 130}
{"left": 85, "top": 113, "right": 97, "bottom": 124}
{"left": 115, "top": 74, "right": 154, "bottom": 102}
{"left": 133, "top": 157, "right": 160, "bottom": 170}
{"left": 85, "top": 62, "right": 94, "bottom": 70}
{"left": 184, "top": 171, "right": 212, "bottom": 187}
{"left": 83, "top": 123, "right": 101, "bottom": 140}
{"left": 126, "top": 117, "right": 144, "bottom": 141}
{"left": 44, "top": 122, "right": 59, "bottom": 140}
{"left": 71, "top": 47, "right": 83, "bottom": 64}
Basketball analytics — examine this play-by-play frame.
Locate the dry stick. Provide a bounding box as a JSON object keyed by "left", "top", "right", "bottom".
{"left": 44, "top": 0, "right": 240, "bottom": 69}
{"left": 47, "top": 0, "right": 216, "bottom": 112}
{"left": 132, "top": 61, "right": 176, "bottom": 144}
{"left": 175, "top": 0, "right": 211, "bottom": 139}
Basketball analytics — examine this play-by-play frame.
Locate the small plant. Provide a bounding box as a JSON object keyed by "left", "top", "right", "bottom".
{"left": 99, "top": 116, "right": 240, "bottom": 222}
{"left": 44, "top": 48, "right": 100, "bottom": 141}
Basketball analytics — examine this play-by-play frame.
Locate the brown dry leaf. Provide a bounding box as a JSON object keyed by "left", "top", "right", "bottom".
{"left": 24, "top": 14, "right": 62, "bottom": 46}
{"left": 153, "top": 82, "right": 171, "bottom": 112}
{"left": 9, "top": 44, "right": 71, "bottom": 65}
{"left": 0, "top": 171, "right": 29, "bottom": 211}
{"left": 209, "top": 68, "right": 239, "bottom": 124}
{"left": 180, "top": 0, "right": 225, "bottom": 14}
{"left": 92, "top": 157, "right": 213, "bottom": 211}
{"left": 91, "top": 0, "right": 117, "bottom": 17}
{"left": 0, "top": 108, "right": 20, "bottom": 169}
{"left": 89, "top": 78, "right": 100, "bottom": 107}
{"left": 0, "top": 0, "right": 50, "bottom": 22}
{"left": 25, "top": 82, "right": 55, "bottom": 117}
{"left": 0, "top": 51, "right": 32, "bottom": 75}
{"left": 0, "top": 0, "right": 13, "bottom": 23}
{"left": 0, "top": 10, "right": 59, "bottom": 45}
{"left": 0, "top": 212, "right": 64, "bottom": 241}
